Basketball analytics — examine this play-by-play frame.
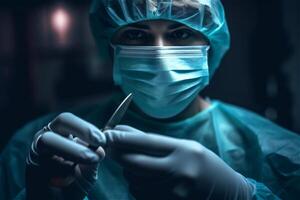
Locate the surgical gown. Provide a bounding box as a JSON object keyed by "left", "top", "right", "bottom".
{"left": 0, "top": 92, "right": 300, "bottom": 200}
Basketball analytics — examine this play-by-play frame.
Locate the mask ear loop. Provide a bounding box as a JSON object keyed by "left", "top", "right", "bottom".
{"left": 110, "top": 43, "right": 123, "bottom": 85}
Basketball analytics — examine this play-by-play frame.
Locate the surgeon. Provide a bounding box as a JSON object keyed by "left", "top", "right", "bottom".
{"left": 1, "top": 0, "right": 300, "bottom": 199}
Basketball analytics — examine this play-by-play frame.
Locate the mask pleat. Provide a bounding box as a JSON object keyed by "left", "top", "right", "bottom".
{"left": 113, "top": 45, "right": 210, "bottom": 118}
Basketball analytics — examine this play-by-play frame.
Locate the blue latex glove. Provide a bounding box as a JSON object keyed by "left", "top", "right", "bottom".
{"left": 105, "top": 125, "right": 255, "bottom": 200}
{"left": 26, "top": 113, "right": 106, "bottom": 200}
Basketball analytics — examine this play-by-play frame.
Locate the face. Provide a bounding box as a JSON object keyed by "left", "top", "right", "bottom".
{"left": 111, "top": 20, "right": 209, "bottom": 46}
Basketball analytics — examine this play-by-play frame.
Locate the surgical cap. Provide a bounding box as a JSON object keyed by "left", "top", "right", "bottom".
{"left": 89, "top": 0, "right": 230, "bottom": 77}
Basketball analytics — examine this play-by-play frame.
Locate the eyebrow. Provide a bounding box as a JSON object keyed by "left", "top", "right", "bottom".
{"left": 167, "top": 23, "right": 186, "bottom": 30}
{"left": 127, "top": 23, "right": 150, "bottom": 30}
{"left": 126, "top": 22, "right": 187, "bottom": 30}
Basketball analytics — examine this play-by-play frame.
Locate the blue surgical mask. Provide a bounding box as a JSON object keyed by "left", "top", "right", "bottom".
{"left": 112, "top": 45, "right": 210, "bottom": 119}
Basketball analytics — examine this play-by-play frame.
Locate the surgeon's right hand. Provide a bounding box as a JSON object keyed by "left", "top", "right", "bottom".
{"left": 25, "top": 113, "right": 106, "bottom": 200}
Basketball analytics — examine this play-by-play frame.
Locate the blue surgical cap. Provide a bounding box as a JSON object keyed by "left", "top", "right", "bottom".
{"left": 89, "top": 0, "right": 230, "bottom": 77}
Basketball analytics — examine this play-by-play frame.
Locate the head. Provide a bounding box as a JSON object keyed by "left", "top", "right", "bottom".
{"left": 90, "top": 0, "right": 230, "bottom": 76}
{"left": 89, "top": 0, "right": 230, "bottom": 120}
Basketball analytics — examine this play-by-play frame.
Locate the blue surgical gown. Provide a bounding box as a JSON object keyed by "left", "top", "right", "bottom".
{"left": 1, "top": 92, "right": 300, "bottom": 200}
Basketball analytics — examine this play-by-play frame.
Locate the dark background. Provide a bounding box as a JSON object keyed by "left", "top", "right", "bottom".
{"left": 0, "top": 0, "right": 299, "bottom": 151}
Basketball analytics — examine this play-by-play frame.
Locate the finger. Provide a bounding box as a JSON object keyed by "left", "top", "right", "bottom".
{"left": 44, "top": 155, "right": 76, "bottom": 177}
{"left": 115, "top": 151, "right": 170, "bottom": 175}
{"left": 105, "top": 130, "right": 179, "bottom": 156}
{"left": 73, "top": 137, "right": 106, "bottom": 159}
{"left": 71, "top": 138, "right": 102, "bottom": 180}
{"left": 49, "top": 112, "right": 106, "bottom": 147}
{"left": 26, "top": 154, "right": 77, "bottom": 187}
{"left": 37, "top": 131, "right": 101, "bottom": 164}
{"left": 114, "top": 125, "right": 145, "bottom": 134}
{"left": 122, "top": 164, "right": 169, "bottom": 182}
{"left": 38, "top": 155, "right": 77, "bottom": 187}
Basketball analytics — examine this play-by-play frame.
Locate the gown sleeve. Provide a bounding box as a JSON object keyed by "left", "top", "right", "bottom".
{"left": 0, "top": 114, "right": 54, "bottom": 200}
{"left": 0, "top": 97, "right": 114, "bottom": 200}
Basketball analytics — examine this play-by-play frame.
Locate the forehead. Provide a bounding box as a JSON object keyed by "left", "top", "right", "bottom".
{"left": 121, "top": 19, "right": 190, "bottom": 31}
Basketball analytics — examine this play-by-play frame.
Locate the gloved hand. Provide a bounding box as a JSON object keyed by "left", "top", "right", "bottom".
{"left": 25, "top": 113, "right": 106, "bottom": 200}
{"left": 105, "top": 125, "right": 255, "bottom": 200}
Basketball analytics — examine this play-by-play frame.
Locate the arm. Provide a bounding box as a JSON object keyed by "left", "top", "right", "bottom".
{"left": 0, "top": 115, "right": 52, "bottom": 200}
{"left": 13, "top": 190, "right": 91, "bottom": 200}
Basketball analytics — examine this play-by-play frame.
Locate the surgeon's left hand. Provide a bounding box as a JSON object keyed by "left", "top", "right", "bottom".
{"left": 105, "top": 125, "right": 254, "bottom": 200}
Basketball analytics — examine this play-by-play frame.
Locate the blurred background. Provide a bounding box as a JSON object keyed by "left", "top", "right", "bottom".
{"left": 0, "top": 0, "right": 299, "bottom": 150}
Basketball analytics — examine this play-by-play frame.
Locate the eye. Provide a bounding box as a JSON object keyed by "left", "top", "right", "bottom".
{"left": 122, "top": 29, "right": 148, "bottom": 41}
{"left": 167, "top": 29, "right": 194, "bottom": 40}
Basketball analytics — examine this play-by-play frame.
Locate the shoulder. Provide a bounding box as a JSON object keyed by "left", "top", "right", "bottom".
{"left": 215, "top": 100, "right": 300, "bottom": 157}
{"left": 215, "top": 100, "right": 297, "bottom": 134}
{"left": 215, "top": 101, "right": 300, "bottom": 185}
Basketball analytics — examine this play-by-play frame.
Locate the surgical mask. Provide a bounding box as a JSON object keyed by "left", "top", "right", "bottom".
{"left": 112, "top": 45, "right": 210, "bottom": 119}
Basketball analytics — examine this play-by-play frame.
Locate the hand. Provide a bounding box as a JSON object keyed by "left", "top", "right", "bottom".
{"left": 25, "top": 113, "right": 106, "bottom": 200}
{"left": 105, "top": 125, "right": 254, "bottom": 200}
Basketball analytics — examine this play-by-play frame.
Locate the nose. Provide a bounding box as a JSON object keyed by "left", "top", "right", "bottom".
{"left": 154, "top": 36, "right": 167, "bottom": 46}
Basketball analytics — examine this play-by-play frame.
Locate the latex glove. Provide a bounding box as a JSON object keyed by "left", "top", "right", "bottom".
{"left": 105, "top": 125, "right": 254, "bottom": 200}
{"left": 25, "top": 113, "right": 106, "bottom": 200}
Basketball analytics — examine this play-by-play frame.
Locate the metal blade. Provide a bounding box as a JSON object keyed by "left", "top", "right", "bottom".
{"left": 102, "top": 93, "right": 133, "bottom": 131}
